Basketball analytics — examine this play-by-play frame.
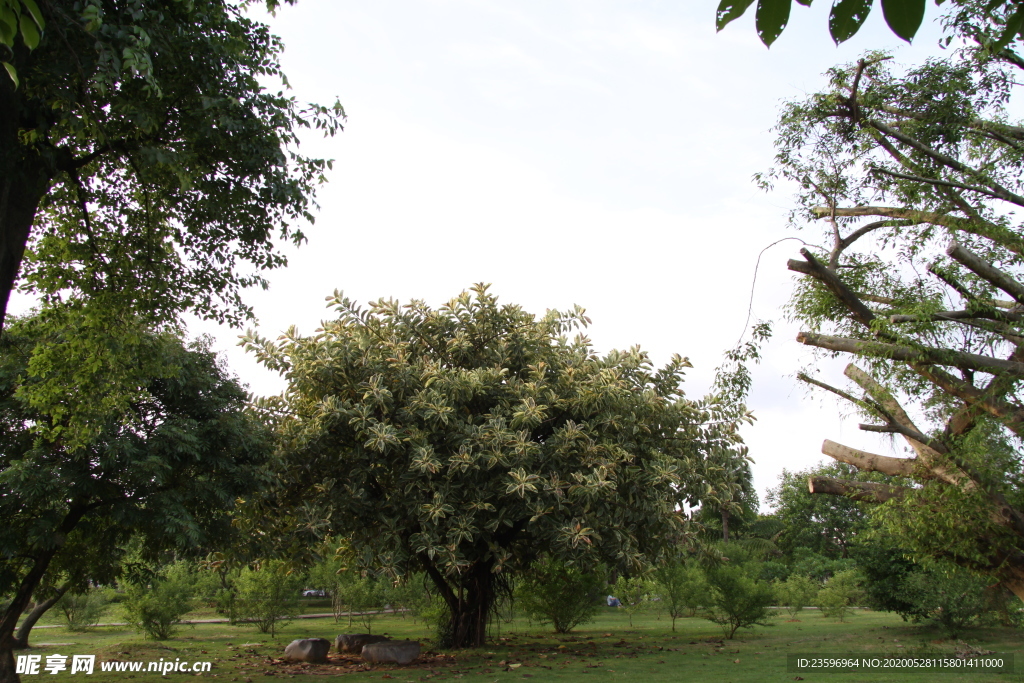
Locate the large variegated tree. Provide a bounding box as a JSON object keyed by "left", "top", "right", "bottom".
{"left": 242, "top": 286, "right": 753, "bottom": 648}
{"left": 763, "top": 21, "right": 1024, "bottom": 598}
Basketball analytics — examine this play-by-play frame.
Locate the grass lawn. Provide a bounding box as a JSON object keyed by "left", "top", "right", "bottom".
{"left": 16, "top": 607, "right": 1024, "bottom": 683}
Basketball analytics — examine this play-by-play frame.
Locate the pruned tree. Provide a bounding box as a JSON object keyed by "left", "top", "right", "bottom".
{"left": 241, "top": 285, "right": 754, "bottom": 648}
{"left": 762, "top": 10, "right": 1024, "bottom": 601}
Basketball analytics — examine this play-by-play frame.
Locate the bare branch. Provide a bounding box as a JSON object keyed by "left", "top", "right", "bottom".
{"left": 867, "top": 118, "right": 1024, "bottom": 208}
{"left": 808, "top": 476, "right": 906, "bottom": 502}
{"left": 787, "top": 249, "right": 877, "bottom": 329}
{"left": 889, "top": 310, "right": 1022, "bottom": 324}
{"left": 870, "top": 165, "right": 1013, "bottom": 203}
{"left": 811, "top": 206, "right": 1024, "bottom": 256}
{"left": 946, "top": 240, "right": 1024, "bottom": 305}
{"left": 912, "top": 364, "right": 1024, "bottom": 435}
{"left": 797, "top": 331, "right": 1024, "bottom": 378}
{"left": 821, "top": 439, "right": 915, "bottom": 477}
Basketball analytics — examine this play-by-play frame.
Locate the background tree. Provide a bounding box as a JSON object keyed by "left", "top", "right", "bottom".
{"left": 766, "top": 463, "right": 871, "bottom": 559}
{"left": 0, "top": 313, "right": 271, "bottom": 683}
{"left": 0, "top": 0, "right": 343, "bottom": 333}
{"left": 704, "top": 554, "right": 775, "bottom": 639}
{"left": 516, "top": 557, "right": 604, "bottom": 634}
{"left": 233, "top": 561, "right": 302, "bottom": 637}
{"left": 242, "top": 285, "right": 754, "bottom": 648}
{"left": 763, "top": 2, "right": 1024, "bottom": 602}
{"left": 122, "top": 561, "right": 196, "bottom": 641}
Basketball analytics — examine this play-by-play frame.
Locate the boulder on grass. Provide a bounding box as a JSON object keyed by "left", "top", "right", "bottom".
{"left": 283, "top": 638, "right": 331, "bottom": 663}
{"left": 361, "top": 640, "right": 420, "bottom": 665}
{"left": 336, "top": 633, "right": 390, "bottom": 654}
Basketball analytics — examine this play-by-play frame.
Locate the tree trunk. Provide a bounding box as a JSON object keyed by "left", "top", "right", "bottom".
{"left": 0, "top": 505, "right": 87, "bottom": 683}
{"left": 422, "top": 558, "right": 495, "bottom": 649}
{"left": 14, "top": 583, "right": 71, "bottom": 649}
{"left": 445, "top": 562, "right": 494, "bottom": 648}
{"left": 721, "top": 509, "right": 729, "bottom": 542}
{"left": 0, "top": 552, "right": 57, "bottom": 683}
{"left": 0, "top": 55, "right": 51, "bottom": 334}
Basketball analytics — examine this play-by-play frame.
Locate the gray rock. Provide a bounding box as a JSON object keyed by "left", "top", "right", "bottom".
{"left": 283, "top": 638, "right": 331, "bottom": 663}
{"left": 361, "top": 640, "right": 421, "bottom": 665}
{"left": 336, "top": 633, "right": 390, "bottom": 654}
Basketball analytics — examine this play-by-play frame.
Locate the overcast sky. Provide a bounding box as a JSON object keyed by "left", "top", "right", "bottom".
{"left": 183, "top": 0, "right": 955, "bottom": 506}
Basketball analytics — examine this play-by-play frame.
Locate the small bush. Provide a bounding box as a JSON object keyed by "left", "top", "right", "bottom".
{"left": 234, "top": 561, "right": 302, "bottom": 636}
{"left": 516, "top": 558, "right": 604, "bottom": 634}
{"left": 339, "top": 576, "right": 388, "bottom": 632}
{"left": 705, "top": 562, "right": 775, "bottom": 639}
{"left": 54, "top": 589, "right": 108, "bottom": 631}
{"left": 816, "top": 569, "right": 863, "bottom": 622}
{"left": 613, "top": 575, "right": 655, "bottom": 627}
{"left": 774, "top": 574, "right": 818, "bottom": 618}
{"left": 901, "top": 565, "right": 989, "bottom": 637}
{"left": 655, "top": 562, "right": 709, "bottom": 631}
{"left": 122, "top": 562, "right": 195, "bottom": 640}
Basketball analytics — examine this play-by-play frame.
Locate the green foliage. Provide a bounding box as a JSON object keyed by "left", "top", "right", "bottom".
{"left": 612, "top": 575, "right": 655, "bottom": 627}
{"left": 715, "top": 0, "right": 1023, "bottom": 47}
{"left": 852, "top": 543, "right": 926, "bottom": 620}
{"left": 900, "top": 565, "right": 990, "bottom": 636}
{"left": 766, "top": 464, "right": 871, "bottom": 560}
{"left": 233, "top": 561, "right": 302, "bottom": 637}
{"left": 0, "top": 312, "right": 272, "bottom": 654}
{"left": 53, "top": 589, "right": 108, "bottom": 632}
{"left": 336, "top": 575, "right": 388, "bottom": 633}
{"left": 516, "top": 558, "right": 604, "bottom": 634}
{"left": 242, "top": 285, "right": 754, "bottom": 647}
{"left": 704, "top": 561, "right": 775, "bottom": 639}
{"left": 654, "top": 562, "right": 710, "bottom": 629}
{"left": 774, "top": 574, "right": 819, "bottom": 618}
{"left": 122, "top": 562, "right": 195, "bottom": 640}
{"left": 816, "top": 570, "right": 864, "bottom": 622}
{"left": 0, "top": 0, "right": 345, "bottom": 334}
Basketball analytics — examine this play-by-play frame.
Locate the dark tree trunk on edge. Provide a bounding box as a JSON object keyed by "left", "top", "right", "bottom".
{"left": 0, "top": 47, "right": 52, "bottom": 335}
{"left": 0, "top": 506, "right": 86, "bottom": 683}
{"left": 721, "top": 509, "right": 730, "bottom": 542}
{"left": 13, "top": 582, "right": 71, "bottom": 649}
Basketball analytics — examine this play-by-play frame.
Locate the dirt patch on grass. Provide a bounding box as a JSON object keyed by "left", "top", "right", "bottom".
{"left": 250, "top": 651, "right": 460, "bottom": 676}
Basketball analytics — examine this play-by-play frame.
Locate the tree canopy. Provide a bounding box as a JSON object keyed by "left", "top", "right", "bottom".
{"left": 0, "top": 315, "right": 272, "bottom": 683}
{"left": 0, "top": 0, "right": 343, "bottom": 333}
{"left": 763, "top": 5, "right": 1024, "bottom": 600}
{"left": 242, "top": 285, "right": 754, "bottom": 647}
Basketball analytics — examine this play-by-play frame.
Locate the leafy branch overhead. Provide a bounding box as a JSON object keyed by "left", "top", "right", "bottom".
{"left": 716, "top": 0, "right": 1024, "bottom": 48}
{"left": 0, "top": 0, "right": 43, "bottom": 86}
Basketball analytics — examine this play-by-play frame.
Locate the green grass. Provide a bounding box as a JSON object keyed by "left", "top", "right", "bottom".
{"left": 16, "top": 607, "right": 1024, "bottom": 682}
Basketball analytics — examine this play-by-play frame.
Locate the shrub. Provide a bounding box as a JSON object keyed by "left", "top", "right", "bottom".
{"left": 705, "top": 562, "right": 775, "bottom": 639}
{"left": 901, "top": 565, "right": 989, "bottom": 637}
{"left": 816, "top": 569, "right": 863, "bottom": 622}
{"left": 613, "top": 575, "right": 655, "bottom": 628}
{"left": 234, "top": 561, "right": 302, "bottom": 636}
{"left": 123, "top": 562, "right": 195, "bottom": 640}
{"left": 516, "top": 558, "right": 604, "bottom": 634}
{"left": 774, "top": 574, "right": 819, "bottom": 618}
{"left": 54, "top": 589, "right": 108, "bottom": 632}
{"left": 655, "top": 562, "right": 708, "bottom": 631}
{"left": 339, "top": 576, "right": 388, "bottom": 632}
